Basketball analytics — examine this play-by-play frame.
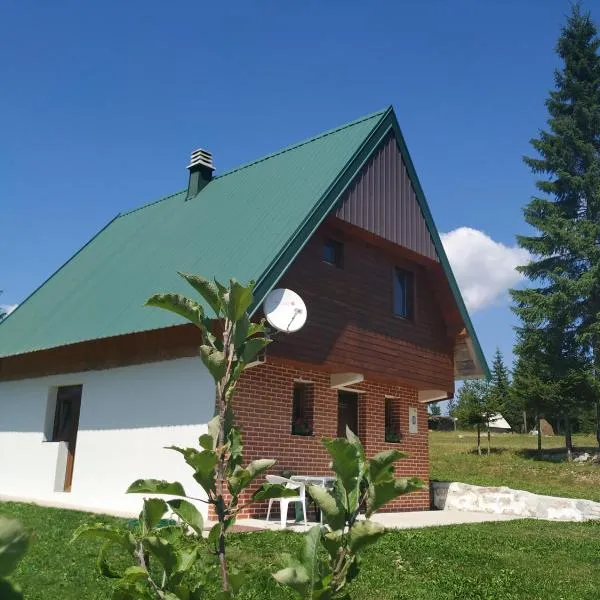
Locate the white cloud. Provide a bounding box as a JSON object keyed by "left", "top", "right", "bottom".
{"left": 0, "top": 304, "right": 17, "bottom": 316}
{"left": 440, "top": 227, "right": 529, "bottom": 313}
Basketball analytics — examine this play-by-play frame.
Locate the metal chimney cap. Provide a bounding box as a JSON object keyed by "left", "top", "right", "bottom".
{"left": 187, "top": 148, "right": 214, "bottom": 170}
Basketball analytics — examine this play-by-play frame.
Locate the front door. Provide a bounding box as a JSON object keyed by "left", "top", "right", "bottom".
{"left": 53, "top": 385, "right": 82, "bottom": 492}
{"left": 337, "top": 391, "right": 358, "bottom": 437}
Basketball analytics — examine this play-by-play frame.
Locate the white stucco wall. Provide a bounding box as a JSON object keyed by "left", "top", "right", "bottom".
{"left": 0, "top": 357, "right": 215, "bottom": 518}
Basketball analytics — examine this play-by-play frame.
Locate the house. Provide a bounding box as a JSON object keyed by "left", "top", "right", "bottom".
{"left": 488, "top": 413, "right": 512, "bottom": 433}
{"left": 0, "top": 107, "right": 488, "bottom": 518}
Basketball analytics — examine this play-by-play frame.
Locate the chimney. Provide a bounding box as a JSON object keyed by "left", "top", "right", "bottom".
{"left": 186, "top": 148, "right": 214, "bottom": 199}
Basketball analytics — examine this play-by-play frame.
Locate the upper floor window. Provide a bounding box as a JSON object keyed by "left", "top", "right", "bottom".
{"left": 394, "top": 268, "right": 414, "bottom": 319}
{"left": 323, "top": 238, "right": 343, "bottom": 268}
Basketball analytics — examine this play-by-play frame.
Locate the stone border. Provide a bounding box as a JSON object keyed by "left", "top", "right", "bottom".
{"left": 431, "top": 481, "right": 600, "bottom": 521}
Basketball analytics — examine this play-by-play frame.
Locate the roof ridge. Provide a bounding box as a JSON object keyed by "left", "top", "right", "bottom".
{"left": 213, "top": 107, "right": 389, "bottom": 180}
{"left": 117, "top": 108, "right": 389, "bottom": 218}
{"left": 119, "top": 189, "right": 187, "bottom": 218}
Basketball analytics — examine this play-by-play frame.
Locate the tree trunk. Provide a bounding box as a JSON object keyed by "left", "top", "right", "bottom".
{"left": 523, "top": 410, "right": 528, "bottom": 434}
{"left": 477, "top": 423, "right": 481, "bottom": 456}
{"left": 537, "top": 414, "right": 542, "bottom": 452}
{"left": 596, "top": 400, "right": 600, "bottom": 450}
{"left": 565, "top": 415, "right": 573, "bottom": 461}
{"left": 487, "top": 425, "right": 491, "bottom": 456}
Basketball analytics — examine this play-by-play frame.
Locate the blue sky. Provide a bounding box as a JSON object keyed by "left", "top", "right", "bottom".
{"left": 0, "top": 0, "right": 579, "bottom": 367}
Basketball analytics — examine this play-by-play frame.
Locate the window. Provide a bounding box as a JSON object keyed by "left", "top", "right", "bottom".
{"left": 393, "top": 268, "right": 414, "bottom": 319}
{"left": 292, "top": 382, "right": 314, "bottom": 436}
{"left": 385, "top": 397, "right": 402, "bottom": 443}
{"left": 51, "top": 385, "right": 83, "bottom": 442}
{"left": 337, "top": 391, "right": 359, "bottom": 437}
{"left": 47, "top": 385, "right": 83, "bottom": 493}
{"left": 323, "top": 238, "right": 343, "bottom": 267}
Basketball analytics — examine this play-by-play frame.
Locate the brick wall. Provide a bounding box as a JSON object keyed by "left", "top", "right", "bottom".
{"left": 231, "top": 357, "right": 430, "bottom": 517}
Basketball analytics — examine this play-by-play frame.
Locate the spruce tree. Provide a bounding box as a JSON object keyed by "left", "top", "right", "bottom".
{"left": 489, "top": 348, "right": 512, "bottom": 425}
{"left": 511, "top": 5, "right": 600, "bottom": 456}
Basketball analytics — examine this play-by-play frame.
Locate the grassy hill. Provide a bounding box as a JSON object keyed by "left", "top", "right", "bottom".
{"left": 429, "top": 430, "right": 600, "bottom": 501}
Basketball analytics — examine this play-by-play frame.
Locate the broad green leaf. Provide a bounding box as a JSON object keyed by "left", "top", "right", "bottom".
{"left": 248, "top": 320, "right": 266, "bottom": 337}
{"left": 228, "top": 458, "right": 274, "bottom": 496}
{"left": 227, "top": 426, "right": 244, "bottom": 470}
{"left": 227, "top": 465, "right": 251, "bottom": 496}
{"left": 155, "top": 525, "right": 184, "bottom": 545}
{"left": 307, "top": 485, "right": 345, "bottom": 530}
{"left": 246, "top": 458, "right": 275, "bottom": 479}
{"left": 111, "top": 580, "right": 154, "bottom": 600}
{"left": 174, "top": 547, "right": 198, "bottom": 574}
{"left": 348, "top": 519, "right": 384, "bottom": 553}
{"left": 0, "top": 518, "right": 29, "bottom": 577}
{"left": 366, "top": 477, "right": 423, "bottom": 517}
{"left": 143, "top": 536, "right": 179, "bottom": 572}
{"left": 167, "top": 499, "right": 204, "bottom": 535}
{"left": 272, "top": 565, "right": 310, "bottom": 597}
{"left": 346, "top": 427, "right": 365, "bottom": 462}
{"left": 198, "top": 434, "right": 215, "bottom": 451}
{"left": 322, "top": 438, "right": 360, "bottom": 509}
{"left": 178, "top": 272, "right": 222, "bottom": 316}
{"left": 227, "top": 280, "right": 254, "bottom": 322}
{"left": 127, "top": 479, "right": 186, "bottom": 497}
{"left": 0, "top": 579, "right": 23, "bottom": 600}
{"left": 207, "top": 523, "right": 221, "bottom": 553}
{"left": 71, "top": 523, "right": 136, "bottom": 553}
{"left": 368, "top": 449, "right": 405, "bottom": 484}
{"left": 145, "top": 293, "right": 203, "bottom": 326}
{"left": 200, "top": 345, "right": 227, "bottom": 381}
{"left": 301, "top": 525, "right": 322, "bottom": 579}
{"left": 233, "top": 313, "right": 251, "bottom": 351}
{"left": 251, "top": 483, "right": 299, "bottom": 502}
{"left": 207, "top": 415, "right": 220, "bottom": 449}
{"left": 241, "top": 337, "right": 271, "bottom": 363}
{"left": 193, "top": 456, "right": 218, "bottom": 494}
{"left": 141, "top": 498, "right": 168, "bottom": 533}
{"left": 321, "top": 530, "right": 343, "bottom": 561}
{"left": 122, "top": 566, "right": 147, "bottom": 582}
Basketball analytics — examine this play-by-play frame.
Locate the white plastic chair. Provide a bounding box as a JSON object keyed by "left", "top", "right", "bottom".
{"left": 265, "top": 475, "right": 307, "bottom": 528}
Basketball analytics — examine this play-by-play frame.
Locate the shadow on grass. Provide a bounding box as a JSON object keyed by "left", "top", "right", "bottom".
{"left": 467, "top": 447, "right": 508, "bottom": 456}
{"left": 518, "top": 446, "right": 599, "bottom": 463}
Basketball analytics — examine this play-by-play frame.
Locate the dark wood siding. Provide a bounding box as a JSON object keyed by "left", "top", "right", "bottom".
{"left": 270, "top": 222, "right": 454, "bottom": 391}
{"left": 335, "top": 132, "right": 438, "bottom": 261}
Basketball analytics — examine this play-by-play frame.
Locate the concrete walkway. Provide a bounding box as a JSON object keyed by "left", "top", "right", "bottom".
{"left": 235, "top": 509, "right": 520, "bottom": 532}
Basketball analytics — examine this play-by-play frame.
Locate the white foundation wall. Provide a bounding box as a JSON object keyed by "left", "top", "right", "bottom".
{"left": 0, "top": 357, "right": 215, "bottom": 518}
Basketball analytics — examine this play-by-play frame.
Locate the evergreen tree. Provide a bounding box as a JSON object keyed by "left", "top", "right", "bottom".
{"left": 488, "top": 348, "right": 514, "bottom": 426}
{"left": 453, "top": 380, "right": 494, "bottom": 455}
{"left": 511, "top": 5, "right": 600, "bottom": 457}
{"left": 428, "top": 402, "right": 441, "bottom": 416}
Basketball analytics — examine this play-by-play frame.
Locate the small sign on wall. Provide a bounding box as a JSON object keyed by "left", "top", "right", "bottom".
{"left": 409, "top": 407, "right": 418, "bottom": 434}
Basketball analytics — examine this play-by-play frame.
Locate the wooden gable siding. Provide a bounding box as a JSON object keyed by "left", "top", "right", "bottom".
{"left": 335, "top": 132, "right": 438, "bottom": 261}
{"left": 269, "top": 220, "right": 455, "bottom": 392}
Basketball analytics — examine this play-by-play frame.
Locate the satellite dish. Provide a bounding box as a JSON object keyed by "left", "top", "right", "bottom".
{"left": 263, "top": 288, "right": 307, "bottom": 333}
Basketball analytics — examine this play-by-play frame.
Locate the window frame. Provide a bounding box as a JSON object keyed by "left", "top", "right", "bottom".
{"left": 291, "top": 382, "right": 314, "bottom": 436}
{"left": 384, "top": 397, "right": 402, "bottom": 443}
{"left": 393, "top": 267, "right": 414, "bottom": 320}
{"left": 322, "top": 237, "right": 344, "bottom": 268}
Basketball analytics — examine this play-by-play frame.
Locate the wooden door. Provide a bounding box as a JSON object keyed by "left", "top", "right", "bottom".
{"left": 53, "top": 385, "right": 82, "bottom": 492}
{"left": 337, "top": 391, "right": 358, "bottom": 437}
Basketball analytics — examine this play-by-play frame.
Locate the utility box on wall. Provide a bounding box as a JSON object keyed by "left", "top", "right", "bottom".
{"left": 409, "top": 406, "right": 418, "bottom": 434}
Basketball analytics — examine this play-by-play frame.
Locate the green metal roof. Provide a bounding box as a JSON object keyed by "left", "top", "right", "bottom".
{"left": 0, "top": 110, "right": 387, "bottom": 357}
{"left": 0, "top": 106, "right": 489, "bottom": 377}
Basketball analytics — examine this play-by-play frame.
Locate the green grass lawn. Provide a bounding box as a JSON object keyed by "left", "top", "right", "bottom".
{"left": 3, "top": 501, "right": 600, "bottom": 599}
{"left": 430, "top": 430, "right": 600, "bottom": 501}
